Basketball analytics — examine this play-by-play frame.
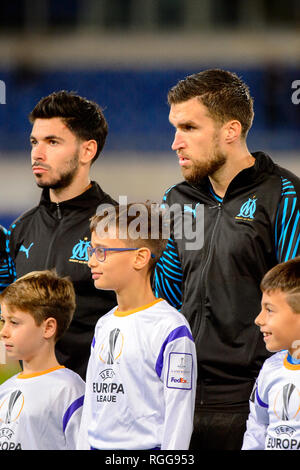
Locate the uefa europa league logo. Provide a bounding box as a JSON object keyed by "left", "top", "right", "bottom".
{"left": 5, "top": 390, "right": 22, "bottom": 424}
{"left": 107, "top": 328, "right": 121, "bottom": 365}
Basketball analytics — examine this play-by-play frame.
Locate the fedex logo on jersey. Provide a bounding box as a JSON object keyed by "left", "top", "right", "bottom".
{"left": 171, "top": 377, "right": 187, "bottom": 384}
{"left": 167, "top": 352, "right": 193, "bottom": 390}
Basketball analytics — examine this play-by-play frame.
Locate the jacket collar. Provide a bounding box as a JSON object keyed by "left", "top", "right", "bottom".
{"left": 39, "top": 181, "right": 108, "bottom": 209}
{"left": 195, "top": 151, "right": 275, "bottom": 196}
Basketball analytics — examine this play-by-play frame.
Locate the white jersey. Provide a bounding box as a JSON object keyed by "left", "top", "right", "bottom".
{"left": 77, "top": 298, "right": 197, "bottom": 450}
{"left": 242, "top": 350, "right": 300, "bottom": 450}
{"left": 0, "top": 366, "right": 85, "bottom": 450}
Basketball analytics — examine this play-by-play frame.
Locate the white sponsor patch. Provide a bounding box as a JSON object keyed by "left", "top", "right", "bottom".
{"left": 166, "top": 352, "right": 193, "bottom": 390}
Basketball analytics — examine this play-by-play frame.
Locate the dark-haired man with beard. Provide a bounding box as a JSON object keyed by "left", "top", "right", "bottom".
{"left": 154, "top": 69, "right": 300, "bottom": 450}
{"left": 7, "top": 91, "right": 116, "bottom": 379}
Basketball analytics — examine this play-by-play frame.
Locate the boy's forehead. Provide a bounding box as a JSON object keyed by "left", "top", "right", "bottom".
{"left": 261, "top": 289, "right": 288, "bottom": 305}
{"left": 92, "top": 223, "right": 114, "bottom": 240}
{"left": 91, "top": 229, "right": 124, "bottom": 246}
{"left": 0, "top": 301, "right": 9, "bottom": 314}
{"left": 0, "top": 303, "right": 24, "bottom": 316}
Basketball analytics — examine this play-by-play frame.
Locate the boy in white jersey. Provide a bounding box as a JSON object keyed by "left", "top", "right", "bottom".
{"left": 242, "top": 257, "right": 300, "bottom": 450}
{"left": 77, "top": 203, "right": 197, "bottom": 450}
{"left": 0, "top": 270, "right": 85, "bottom": 450}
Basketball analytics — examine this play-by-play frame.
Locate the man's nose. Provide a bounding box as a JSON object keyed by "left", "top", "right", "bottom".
{"left": 31, "top": 142, "right": 47, "bottom": 162}
{"left": 171, "top": 131, "right": 185, "bottom": 151}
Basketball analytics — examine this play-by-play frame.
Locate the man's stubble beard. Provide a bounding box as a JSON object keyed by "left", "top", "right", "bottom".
{"left": 35, "top": 151, "right": 80, "bottom": 191}
{"left": 182, "top": 134, "right": 227, "bottom": 186}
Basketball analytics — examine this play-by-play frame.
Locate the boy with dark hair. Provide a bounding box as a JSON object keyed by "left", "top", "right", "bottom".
{"left": 77, "top": 203, "right": 196, "bottom": 450}
{"left": 242, "top": 258, "right": 300, "bottom": 450}
{"left": 0, "top": 270, "right": 85, "bottom": 450}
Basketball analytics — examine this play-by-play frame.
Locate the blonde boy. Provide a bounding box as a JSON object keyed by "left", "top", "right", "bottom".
{"left": 77, "top": 203, "right": 197, "bottom": 450}
{"left": 242, "top": 257, "right": 300, "bottom": 450}
{"left": 0, "top": 270, "right": 85, "bottom": 450}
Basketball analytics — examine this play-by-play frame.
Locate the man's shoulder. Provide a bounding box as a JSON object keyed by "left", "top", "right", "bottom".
{"left": 255, "top": 151, "right": 300, "bottom": 188}
{"left": 90, "top": 181, "right": 117, "bottom": 206}
{"left": 9, "top": 206, "right": 40, "bottom": 233}
{"left": 162, "top": 181, "right": 199, "bottom": 205}
{"left": 0, "top": 225, "right": 7, "bottom": 244}
{"left": 273, "top": 164, "right": 300, "bottom": 193}
{"left": 101, "top": 191, "right": 118, "bottom": 206}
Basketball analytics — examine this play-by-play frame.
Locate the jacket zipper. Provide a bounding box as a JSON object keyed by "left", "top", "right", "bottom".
{"left": 44, "top": 203, "right": 62, "bottom": 267}
{"left": 56, "top": 203, "right": 62, "bottom": 220}
{"left": 195, "top": 201, "right": 222, "bottom": 342}
{"left": 195, "top": 202, "right": 222, "bottom": 405}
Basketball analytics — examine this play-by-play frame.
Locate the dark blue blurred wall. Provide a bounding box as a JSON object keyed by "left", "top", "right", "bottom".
{"left": 0, "top": 65, "right": 300, "bottom": 154}
{"left": 1, "top": 64, "right": 300, "bottom": 229}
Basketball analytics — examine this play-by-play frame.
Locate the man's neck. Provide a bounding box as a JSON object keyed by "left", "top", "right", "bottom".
{"left": 209, "top": 151, "right": 255, "bottom": 199}
{"left": 49, "top": 180, "right": 92, "bottom": 203}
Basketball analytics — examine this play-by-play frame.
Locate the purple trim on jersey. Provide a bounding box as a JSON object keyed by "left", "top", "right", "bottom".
{"left": 63, "top": 395, "right": 84, "bottom": 432}
{"left": 155, "top": 325, "right": 194, "bottom": 378}
{"left": 256, "top": 387, "right": 268, "bottom": 408}
{"left": 92, "top": 336, "right": 95, "bottom": 348}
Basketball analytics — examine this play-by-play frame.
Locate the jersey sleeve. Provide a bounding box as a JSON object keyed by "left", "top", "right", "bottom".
{"left": 154, "top": 237, "right": 183, "bottom": 311}
{"left": 63, "top": 393, "right": 85, "bottom": 449}
{"left": 0, "top": 225, "right": 14, "bottom": 291}
{"left": 77, "top": 336, "right": 96, "bottom": 450}
{"left": 275, "top": 177, "right": 300, "bottom": 262}
{"left": 60, "top": 375, "right": 85, "bottom": 450}
{"left": 242, "top": 371, "right": 269, "bottom": 450}
{"left": 156, "top": 324, "right": 197, "bottom": 450}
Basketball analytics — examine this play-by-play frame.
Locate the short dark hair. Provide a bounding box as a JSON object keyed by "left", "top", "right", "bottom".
{"left": 90, "top": 203, "right": 167, "bottom": 274}
{"left": 29, "top": 90, "right": 108, "bottom": 163}
{"left": 168, "top": 69, "right": 254, "bottom": 138}
{"left": 260, "top": 258, "right": 300, "bottom": 313}
{"left": 0, "top": 270, "right": 76, "bottom": 342}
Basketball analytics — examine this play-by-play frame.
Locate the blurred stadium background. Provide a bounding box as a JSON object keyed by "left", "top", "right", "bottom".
{"left": 1, "top": 0, "right": 300, "bottom": 379}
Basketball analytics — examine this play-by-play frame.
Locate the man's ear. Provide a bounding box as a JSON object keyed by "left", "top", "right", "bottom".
{"left": 223, "top": 120, "right": 242, "bottom": 144}
{"left": 80, "top": 139, "right": 98, "bottom": 165}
